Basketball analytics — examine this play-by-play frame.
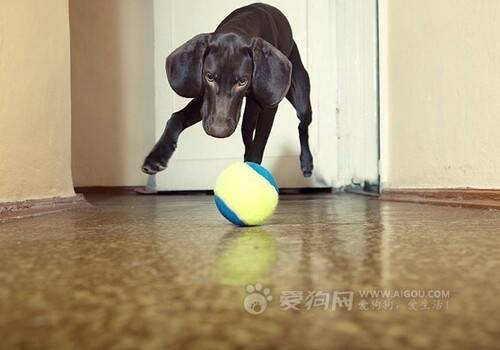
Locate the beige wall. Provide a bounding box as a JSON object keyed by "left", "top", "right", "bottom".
{"left": 381, "top": 0, "right": 500, "bottom": 189}
{"left": 70, "top": 0, "right": 155, "bottom": 187}
{"left": 0, "top": 0, "right": 75, "bottom": 202}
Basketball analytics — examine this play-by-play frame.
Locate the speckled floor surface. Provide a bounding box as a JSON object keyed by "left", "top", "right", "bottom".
{"left": 0, "top": 193, "right": 499, "bottom": 350}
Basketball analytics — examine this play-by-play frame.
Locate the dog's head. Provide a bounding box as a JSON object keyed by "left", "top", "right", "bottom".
{"left": 166, "top": 33, "right": 292, "bottom": 138}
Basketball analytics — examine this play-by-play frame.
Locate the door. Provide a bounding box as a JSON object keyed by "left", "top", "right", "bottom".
{"left": 151, "top": 0, "right": 337, "bottom": 191}
{"left": 336, "top": 0, "right": 379, "bottom": 190}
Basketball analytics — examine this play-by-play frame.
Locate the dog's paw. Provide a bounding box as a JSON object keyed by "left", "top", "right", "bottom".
{"left": 302, "top": 169, "right": 313, "bottom": 177}
{"left": 300, "top": 153, "right": 313, "bottom": 178}
{"left": 141, "top": 152, "right": 168, "bottom": 175}
{"left": 302, "top": 167, "right": 313, "bottom": 178}
{"left": 142, "top": 158, "right": 167, "bottom": 175}
{"left": 142, "top": 144, "right": 176, "bottom": 175}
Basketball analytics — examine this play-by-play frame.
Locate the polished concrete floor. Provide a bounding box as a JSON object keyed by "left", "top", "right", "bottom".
{"left": 0, "top": 193, "right": 499, "bottom": 350}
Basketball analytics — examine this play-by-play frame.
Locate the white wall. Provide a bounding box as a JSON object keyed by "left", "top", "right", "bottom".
{"left": 380, "top": 0, "right": 500, "bottom": 189}
{"left": 70, "top": 0, "right": 155, "bottom": 187}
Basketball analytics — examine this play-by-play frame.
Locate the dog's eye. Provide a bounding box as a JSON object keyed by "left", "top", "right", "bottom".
{"left": 206, "top": 73, "right": 215, "bottom": 82}
{"left": 238, "top": 78, "right": 248, "bottom": 87}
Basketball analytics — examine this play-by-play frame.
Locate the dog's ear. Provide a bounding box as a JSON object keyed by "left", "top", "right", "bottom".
{"left": 251, "top": 38, "right": 292, "bottom": 107}
{"left": 166, "top": 34, "right": 210, "bottom": 97}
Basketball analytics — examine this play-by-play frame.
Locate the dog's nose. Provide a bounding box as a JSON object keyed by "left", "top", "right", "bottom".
{"left": 206, "top": 118, "right": 235, "bottom": 138}
{"left": 207, "top": 125, "right": 232, "bottom": 138}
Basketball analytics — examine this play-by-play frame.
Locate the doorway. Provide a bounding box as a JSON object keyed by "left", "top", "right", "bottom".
{"left": 150, "top": 0, "right": 379, "bottom": 191}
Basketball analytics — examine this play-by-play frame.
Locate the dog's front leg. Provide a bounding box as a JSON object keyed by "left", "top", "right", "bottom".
{"left": 241, "top": 97, "right": 261, "bottom": 161}
{"left": 244, "top": 106, "right": 278, "bottom": 164}
{"left": 142, "top": 98, "right": 202, "bottom": 175}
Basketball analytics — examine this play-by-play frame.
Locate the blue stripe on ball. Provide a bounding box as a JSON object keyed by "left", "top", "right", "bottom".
{"left": 214, "top": 195, "right": 246, "bottom": 226}
{"left": 245, "top": 162, "right": 279, "bottom": 193}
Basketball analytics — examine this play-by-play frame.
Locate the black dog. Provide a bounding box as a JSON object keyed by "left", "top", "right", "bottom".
{"left": 142, "top": 3, "right": 313, "bottom": 177}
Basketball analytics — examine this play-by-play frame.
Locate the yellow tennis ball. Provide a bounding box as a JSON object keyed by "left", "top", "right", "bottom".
{"left": 214, "top": 162, "right": 279, "bottom": 226}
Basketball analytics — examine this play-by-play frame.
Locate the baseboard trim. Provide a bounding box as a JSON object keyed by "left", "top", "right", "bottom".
{"left": 74, "top": 186, "right": 336, "bottom": 195}
{"left": 380, "top": 188, "right": 500, "bottom": 210}
{"left": 0, "top": 194, "right": 92, "bottom": 223}
{"left": 74, "top": 186, "right": 150, "bottom": 195}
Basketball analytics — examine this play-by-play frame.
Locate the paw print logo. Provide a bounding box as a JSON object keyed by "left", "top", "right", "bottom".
{"left": 243, "top": 283, "right": 272, "bottom": 315}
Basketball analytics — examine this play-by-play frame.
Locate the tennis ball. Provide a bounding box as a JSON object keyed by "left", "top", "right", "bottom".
{"left": 214, "top": 162, "right": 279, "bottom": 226}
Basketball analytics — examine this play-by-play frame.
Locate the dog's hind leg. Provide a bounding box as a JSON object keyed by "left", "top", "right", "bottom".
{"left": 286, "top": 41, "right": 313, "bottom": 177}
{"left": 241, "top": 97, "right": 261, "bottom": 161}
{"left": 142, "top": 98, "right": 202, "bottom": 175}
